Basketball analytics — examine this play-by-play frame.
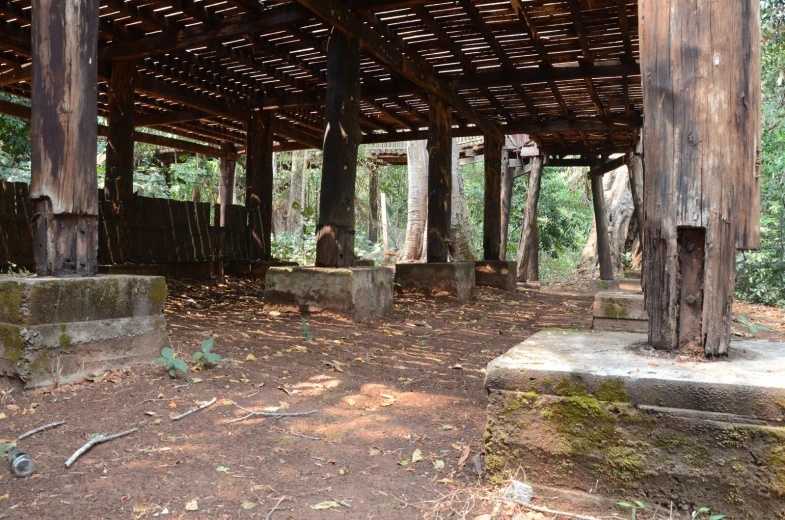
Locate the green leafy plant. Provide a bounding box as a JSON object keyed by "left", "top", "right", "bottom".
{"left": 738, "top": 315, "right": 770, "bottom": 334}
{"left": 154, "top": 347, "right": 188, "bottom": 378}
{"left": 193, "top": 337, "right": 222, "bottom": 369}
{"left": 301, "top": 321, "right": 314, "bottom": 341}
{"left": 616, "top": 501, "right": 646, "bottom": 520}
{"left": 693, "top": 506, "right": 725, "bottom": 520}
{"left": 0, "top": 442, "right": 16, "bottom": 455}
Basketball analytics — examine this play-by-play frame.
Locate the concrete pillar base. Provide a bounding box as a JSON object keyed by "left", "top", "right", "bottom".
{"left": 517, "top": 281, "right": 542, "bottom": 291}
{"left": 484, "top": 330, "right": 785, "bottom": 518}
{"left": 394, "top": 262, "right": 475, "bottom": 300}
{"left": 474, "top": 260, "right": 516, "bottom": 291}
{"left": 590, "top": 278, "right": 642, "bottom": 292}
{"left": 592, "top": 291, "right": 649, "bottom": 333}
{"left": 264, "top": 267, "right": 394, "bottom": 322}
{"left": 0, "top": 275, "right": 168, "bottom": 389}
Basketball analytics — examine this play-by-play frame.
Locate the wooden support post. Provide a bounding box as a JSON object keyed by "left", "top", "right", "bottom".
{"left": 315, "top": 30, "right": 362, "bottom": 268}
{"left": 629, "top": 136, "right": 645, "bottom": 276}
{"left": 641, "top": 0, "right": 761, "bottom": 355}
{"left": 246, "top": 110, "right": 275, "bottom": 261}
{"left": 483, "top": 134, "right": 503, "bottom": 261}
{"left": 426, "top": 96, "right": 453, "bottom": 263}
{"left": 369, "top": 164, "right": 379, "bottom": 244}
{"left": 500, "top": 150, "right": 514, "bottom": 260}
{"left": 517, "top": 156, "right": 543, "bottom": 282}
{"left": 31, "top": 0, "right": 99, "bottom": 276}
{"left": 218, "top": 144, "right": 236, "bottom": 273}
{"left": 105, "top": 59, "right": 136, "bottom": 262}
{"left": 591, "top": 174, "right": 614, "bottom": 281}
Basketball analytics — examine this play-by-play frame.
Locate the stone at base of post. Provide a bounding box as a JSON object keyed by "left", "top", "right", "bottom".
{"left": 590, "top": 278, "right": 642, "bottom": 292}
{"left": 0, "top": 275, "right": 168, "bottom": 389}
{"left": 592, "top": 291, "right": 649, "bottom": 333}
{"left": 474, "top": 261, "right": 516, "bottom": 291}
{"left": 394, "top": 262, "right": 475, "bottom": 300}
{"left": 264, "top": 267, "right": 394, "bottom": 322}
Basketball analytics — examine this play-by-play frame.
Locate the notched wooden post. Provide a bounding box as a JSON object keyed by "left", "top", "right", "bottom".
{"left": 315, "top": 29, "right": 361, "bottom": 268}
{"left": 426, "top": 96, "right": 452, "bottom": 263}
{"left": 31, "top": 0, "right": 99, "bottom": 276}
{"left": 483, "top": 134, "right": 503, "bottom": 261}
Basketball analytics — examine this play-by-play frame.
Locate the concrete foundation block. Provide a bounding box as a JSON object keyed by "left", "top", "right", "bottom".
{"left": 484, "top": 330, "right": 785, "bottom": 518}
{"left": 624, "top": 269, "right": 642, "bottom": 279}
{"left": 264, "top": 267, "right": 394, "bottom": 322}
{"left": 517, "top": 282, "right": 542, "bottom": 291}
{"left": 394, "top": 262, "right": 475, "bottom": 300}
{"left": 590, "top": 278, "right": 642, "bottom": 292}
{"left": 474, "top": 261, "right": 516, "bottom": 291}
{"left": 592, "top": 291, "right": 648, "bottom": 332}
{"left": 0, "top": 275, "right": 169, "bottom": 389}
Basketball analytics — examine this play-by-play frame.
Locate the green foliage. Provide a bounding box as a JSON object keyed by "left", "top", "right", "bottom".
{"left": 301, "top": 321, "right": 314, "bottom": 342}
{"left": 192, "top": 337, "right": 222, "bottom": 369}
{"left": 738, "top": 315, "right": 770, "bottom": 334}
{"left": 0, "top": 93, "right": 31, "bottom": 183}
{"left": 692, "top": 507, "right": 725, "bottom": 520}
{"left": 154, "top": 346, "right": 188, "bottom": 378}
{"left": 616, "top": 500, "right": 646, "bottom": 520}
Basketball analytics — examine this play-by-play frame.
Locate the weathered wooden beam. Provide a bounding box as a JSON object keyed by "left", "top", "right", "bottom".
{"left": 483, "top": 134, "right": 503, "bottom": 261}
{"left": 292, "top": 0, "right": 502, "bottom": 140}
{"left": 0, "top": 62, "right": 31, "bottom": 86}
{"left": 426, "top": 96, "right": 453, "bottom": 263}
{"left": 135, "top": 74, "right": 248, "bottom": 122}
{"left": 587, "top": 155, "right": 628, "bottom": 178}
{"left": 31, "top": 0, "right": 99, "bottom": 276}
{"left": 135, "top": 109, "right": 210, "bottom": 128}
{"left": 641, "top": 0, "right": 761, "bottom": 356}
{"left": 315, "top": 30, "right": 362, "bottom": 268}
{"left": 590, "top": 174, "right": 614, "bottom": 281}
{"left": 97, "top": 5, "right": 310, "bottom": 61}
{"left": 517, "top": 156, "right": 543, "bottom": 282}
{"left": 246, "top": 110, "right": 275, "bottom": 261}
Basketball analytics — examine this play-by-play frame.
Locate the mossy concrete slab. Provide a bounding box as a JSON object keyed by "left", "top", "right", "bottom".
{"left": 484, "top": 330, "right": 785, "bottom": 518}
{"left": 592, "top": 291, "right": 648, "bottom": 332}
{"left": 265, "top": 267, "right": 394, "bottom": 322}
{"left": 394, "top": 262, "right": 475, "bottom": 300}
{"left": 475, "top": 261, "right": 516, "bottom": 291}
{"left": 0, "top": 275, "right": 168, "bottom": 389}
{"left": 590, "top": 278, "right": 642, "bottom": 292}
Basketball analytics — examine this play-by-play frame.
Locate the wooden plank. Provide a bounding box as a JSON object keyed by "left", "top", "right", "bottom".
{"left": 315, "top": 31, "right": 362, "bottom": 268}
{"left": 517, "top": 156, "right": 543, "bottom": 282}
{"left": 426, "top": 96, "right": 452, "bottom": 263}
{"left": 483, "top": 135, "right": 503, "bottom": 261}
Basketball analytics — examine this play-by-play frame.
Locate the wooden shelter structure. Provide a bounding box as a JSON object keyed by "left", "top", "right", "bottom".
{"left": 0, "top": 0, "right": 761, "bottom": 356}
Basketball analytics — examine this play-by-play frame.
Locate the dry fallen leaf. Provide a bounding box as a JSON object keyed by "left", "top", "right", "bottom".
{"left": 412, "top": 449, "right": 423, "bottom": 463}
{"left": 185, "top": 499, "right": 198, "bottom": 511}
{"left": 310, "top": 501, "right": 340, "bottom": 510}
{"left": 457, "top": 445, "right": 471, "bottom": 471}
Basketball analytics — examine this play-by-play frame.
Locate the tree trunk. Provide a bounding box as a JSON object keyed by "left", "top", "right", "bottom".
{"left": 400, "top": 140, "right": 428, "bottom": 262}
{"left": 450, "top": 139, "right": 476, "bottom": 262}
{"left": 218, "top": 144, "right": 236, "bottom": 272}
{"left": 591, "top": 174, "right": 614, "bottom": 281}
{"left": 500, "top": 150, "right": 514, "bottom": 260}
{"left": 369, "top": 163, "right": 379, "bottom": 243}
{"left": 517, "top": 156, "right": 543, "bottom": 282}
{"left": 284, "top": 150, "right": 306, "bottom": 235}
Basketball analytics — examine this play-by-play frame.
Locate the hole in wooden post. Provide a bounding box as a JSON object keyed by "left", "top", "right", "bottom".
{"left": 677, "top": 227, "right": 706, "bottom": 352}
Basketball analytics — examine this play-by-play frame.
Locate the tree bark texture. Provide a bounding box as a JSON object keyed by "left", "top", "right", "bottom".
{"left": 315, "top": 30, "right": 361, "bottom": 268}
{"left": 31, "top": 0, "right": 99, "bottom": 276}
{"left": 591, "top": 173, "right": 615, "bottom": 281}
{"left": 426, "top": 96, "right": 452, "bottom": 263}
{"left": 369, "top": 163, "right": 379, "bottom": 244}
{"left": 401, "top": 140, "right": 428, "bottom": 262}
{"left": 246, "top": 109, "right": 275, "bottom": 260}
{"left": 517, "top": 156, "right": 543, "bottom": 282}
{"left": 483, "top": 134, "right": 503, "bottom": 261}
{"left": 449, "top": 139, "right": 476, "bottom": 262}
{"left": 640, "top": 0, "right": 761, "bottom": 355}
{"left": 500, "top": 150, "right": 514, "bottom": 260}
{"left": 218, "top": 144, "right": 236, "bottom": 269}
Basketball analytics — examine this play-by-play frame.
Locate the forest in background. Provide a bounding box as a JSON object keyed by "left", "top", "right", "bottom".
{"left": 1, "top": 2, "right": 783, "bottom": 306}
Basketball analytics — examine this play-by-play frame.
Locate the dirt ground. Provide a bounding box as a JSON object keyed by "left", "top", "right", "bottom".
{"left": 1, "top": 277, "right": 784, "bottom": 520}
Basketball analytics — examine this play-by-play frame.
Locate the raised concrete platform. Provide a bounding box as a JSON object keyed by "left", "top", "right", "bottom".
{"left": 592, "top": 291, "right": 648, "bottom": 332}
{"left": 264, "top": 266, "right": 393, "bottom": 322}
{"left": 0, "top": 275, "right": 168, "bottom": 389}
{"left": 226, "top": 261, "right": 298, "bottom": 279}
{"left": 590, "top": 278, "right": 642, "bottom": 292}
{"left": 517, "top": 281, "right": 542, "bottom": 290}
{"left": 474, "top": 260, "right": 516, "bottom": 291}
{"left": 484, "top": 330, "right": 785, "bottom": 518}
{"left": 394, "top": 262, "right": 475, "bottom": 300}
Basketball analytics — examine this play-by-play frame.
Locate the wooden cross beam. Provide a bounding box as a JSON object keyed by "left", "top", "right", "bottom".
{"left": 291, "top": 0, "right": 503, "bottom": 140}
{"left": 587, "top": 155, "right": 629, "bottom": 178}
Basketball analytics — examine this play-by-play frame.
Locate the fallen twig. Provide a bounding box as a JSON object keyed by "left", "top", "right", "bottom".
{"left": 331, "top": 497, "right": 351, "bottom": 509}
{"left": 289, "top": 431, "right": 320, "bottom": 441}
{"left": 229, "top": 403, "right": 317, "bottom": 424}
{"left": 18, "top": 421, "right": 66, "bottom": 440}
{"left": 264, "top": 495, "right": 290, "bottom": 520}
{"left": 65, "top": 428, "right": 138, "bottom": 468}
{"left": 519, "top": 503, "right": 601, "bottom": 520}
{"left": 171, "top": 397, "right": 217, "bottom": 421}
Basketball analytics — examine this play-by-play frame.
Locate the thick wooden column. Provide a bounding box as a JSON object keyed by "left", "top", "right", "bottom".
{"left": 483, "top": 134, "right": 503, "bottom": 261}
{"left": 500, "top": 150, "right": 514, "bottom": 259}
{"left": 641, "top": 0, "right": 761, "bottom": 355}
{"left": 246, "top": 110, "right": 275, "bottom": 261}
{"left": 426, "top": 97, "right": 452, "bottom": 263}
{"left": 315, "top": 30, "right": 362, "bottom": 268}
{"left": 590, "top": 174, "right": 614, "bottom": 281}
{"left": 105, "top": 59, "right": 136, "bottom": 262}
{"left": 517, "top": 156, "right": 543, "bottom": 282}
{"left": 31, "top": 0, "right": 99, "bottom": 276}
{"left": 218, "top": 144, "right": 236, "bottom": 271}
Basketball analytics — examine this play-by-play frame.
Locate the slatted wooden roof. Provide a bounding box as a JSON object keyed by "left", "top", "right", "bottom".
{"left": 0, "top": 0, "right": 642, "bottom": 157}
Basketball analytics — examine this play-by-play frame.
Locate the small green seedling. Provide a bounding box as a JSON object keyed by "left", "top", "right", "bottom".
{"left": 301, "top": 321, "right": 314, "bottom": 342}
{"left": 0, "top": 442, "right": 16, "bottom": 455}
{"left": 193, "top": 337, "right": 222, "bottom": 369}
{"left": 739, "top": 315, "right": 769, "bottom": 334}
{"left": 617, "top": 501, "right": 646, "bottom": 520}
{"left": 693, "top": 507, "right": 725, "bottom": 520}
{"left": 154, "top": 347, "right": 188, "bottom": 378}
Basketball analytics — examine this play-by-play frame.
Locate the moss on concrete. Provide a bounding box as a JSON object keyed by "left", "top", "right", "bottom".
{"left": 148, "top": 279, "right": 168, "bottom": 311}
{"left": 0, "top": 323, "right": 24, "bottom": 363}
{"left": 500, "top": 391, "right": 539, "bottom": 418}
{"left": 599, "top": 445, "right": 650, "bottom": 482}
{"left": 0, "top": 280, "right": 25, "bottom": 323}
{"left": 603, "top": 300, "right": 629, "bottom": 319}
{"left": 596, "top": 380, "right": 628, "bottom": 402}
